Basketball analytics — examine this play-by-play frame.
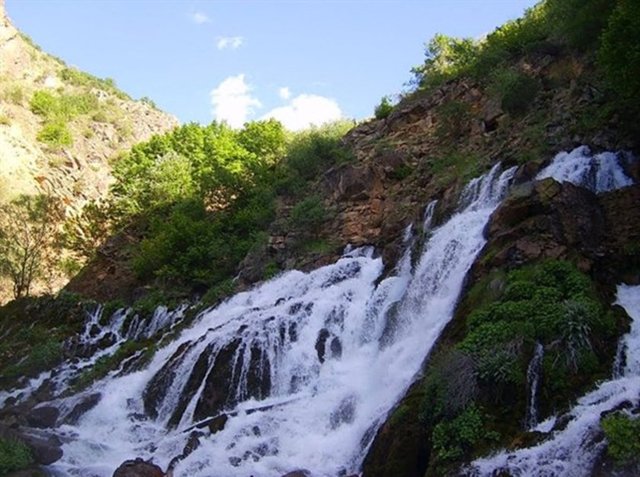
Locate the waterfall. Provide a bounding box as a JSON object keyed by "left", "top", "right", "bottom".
{"left": 536, "top": 145, "right": 634, "bottom": 193}
{"left": 525, "top": 342, "right": 544, "bottom": 430}
{"left": 35, "top": 163, "right": 516, "bottom": 477}
{"left": 0, "top": 305, "right": 185, "bottom": 408}
{"left": 468, "top": 285, "right": 640, "bottom": 477}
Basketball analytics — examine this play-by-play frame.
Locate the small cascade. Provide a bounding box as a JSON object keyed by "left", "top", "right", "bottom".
{"left": 47, "top": 162, "right": 516, "bottom": 477}
{"left": 525, "top": 342, "right": 544, "bottom": 430}
{"left": 536, "top": 145, "right": 634, "bottom": 193}
{"left": 422, "top": 200, "right": 438, "bottom": 232}
{"left": 0, "top": 304, "right": 185, "bottom": 408}
{"left": 468, "top": 285, "right": 640, "bottom": 477}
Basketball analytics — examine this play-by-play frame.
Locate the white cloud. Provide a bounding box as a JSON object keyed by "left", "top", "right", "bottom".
{"left": 278, "top": 87, "right": 291, "bottom": 100}
{"left": 262, "top": 94, "right": 342, "bottom": 131}
{"left": 190, "top": 12, "right": 210, "bottom": 24}
{"left": 210, "top": 74, "right": 261, "bottom": 128}
{"left": 216, "top": 36, "right": 244, "bottom": 50}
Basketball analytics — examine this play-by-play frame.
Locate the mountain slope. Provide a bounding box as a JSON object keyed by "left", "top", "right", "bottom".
{"left": 0, "top": 0, "right": 178, "bottom": 301}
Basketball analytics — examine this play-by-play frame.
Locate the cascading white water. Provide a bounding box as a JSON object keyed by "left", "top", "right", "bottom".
{"left": 525, "top": 342, "right": 544, "bottom": 430}
{"left": 0, "top": 305, "right": 185, "bottom": 408}
{"left": 468, "top": 285, "right": 640, "bottom": 477}
{"left": 43, "top": 163, "right": 516, "bottom": 477}
{"left": 536, "top": 145, "right": 634, "bottom": 193}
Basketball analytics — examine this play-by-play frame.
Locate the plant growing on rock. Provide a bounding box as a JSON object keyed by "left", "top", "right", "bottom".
{"left": 0, "top": 437, "right": 33, "bottom": 475}
{"left": 601, "top": 413, "right": 640, "bottom": 466}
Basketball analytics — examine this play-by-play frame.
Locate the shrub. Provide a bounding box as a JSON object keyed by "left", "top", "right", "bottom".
{"left": 459, "top": 261, "right": 614, "bottom": 401}
{"left": 285, "top": 121, "right": 354, "bottom": 181}
{"left": 36, "top": 120, "right": 73, "bottom": 147}
{"left": 290, "top": 195, "right": 326, "bottom": 235}
{"left": 432, "top": 405, "right": 485, "bottom": 464}
{"left": 374, "top": 96, "right": 394, "bottom": 119}
{"left": 435, "top": 100, "right": 471, "bottom": 139}
{"left": 601, "top": 413, "right": 640, "bottom": 466}
{"left": 489, "top": 68, "right": 539, "bottom": 116}
{"left": 0, "top": 438, "right": 33, "bottom": 475}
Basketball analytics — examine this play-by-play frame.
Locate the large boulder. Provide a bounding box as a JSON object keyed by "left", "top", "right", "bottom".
{"left": 113, "top": 458, "right": 164, "bottom": 477}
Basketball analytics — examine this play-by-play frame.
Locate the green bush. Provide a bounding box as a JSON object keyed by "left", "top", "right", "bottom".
{"left": 489, "top": 68, "right": 539, "bottom": 116}
{"left": 546, "top": 0, "right": 616, "bottom": 50}
{"left": 290, "top": 195, "right": 326, "bottom": 235}
{"left": 374, "top": 96, "right": 394, "bottom": 120}
{"left": 3, "top": 85, "right": 25, "bottom": 105}
{"left": 36, "top": 120, "right": 73, "bottom": 147}
{"left": 459, "top": 261, "right": 614, "bottom": 400}
{"left": 0, "top": 438, "right": 33, "bottom": 475}
{"left": 285, "top": 121, "right": 354, "bottom": 181}
{"left": 601, "top": 413, "right": 640, "bottom": 466}
{"left": 432, "top": 405, "right": 485, "bottom": 464}
{"left": 59, "top": 67, "right": 130, "bottom": 100}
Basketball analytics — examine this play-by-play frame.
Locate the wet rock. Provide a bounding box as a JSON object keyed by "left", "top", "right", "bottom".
{"left": 143, "top": 341, "right": 193, "bottom": 419}
{"left": 63, "top": 392, "right": 101, "bottom": 424}
{"left": 113, "top": 458, "right": 165, "bottom": 477}
{"left": 192, "top": 339, "right": 242, "bottom": 423}
{"left": 26, "top": 406, "right": 59, "bottom": 429}
{"left": 20, "top": 432, "right": 63, "bottom": 465}
{"left": 315, "top": 329, "right": 330, "bottom": 363}
{"left": 281, "top": 470, "right": 311, "bottom": 477}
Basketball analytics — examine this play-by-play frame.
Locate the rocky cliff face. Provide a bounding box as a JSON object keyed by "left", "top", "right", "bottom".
{"left": 0, "top": 2, "right": 178, "bottom": 302}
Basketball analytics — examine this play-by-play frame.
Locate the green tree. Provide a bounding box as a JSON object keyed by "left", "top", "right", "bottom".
{"left": 598, "top": 0, "right": 640, "bottom": 108}
{"left": 0, "top": 195, "right": 63, "bottom": 299}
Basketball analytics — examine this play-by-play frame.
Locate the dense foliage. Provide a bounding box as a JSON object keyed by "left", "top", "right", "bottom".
{"left": 0, "top": 438, "right": 33, "bottom": 475}
{"left": 83, "top": 119, "right": 354, "bottom": 296}
{"left": 419, "top": 261, "right": 618, "bottom": 472}
{"left": 410, "top": 0, "right": 639, "bottom": 117}
{"left": 601, "top": 413, "right": 640, "bottom": 466}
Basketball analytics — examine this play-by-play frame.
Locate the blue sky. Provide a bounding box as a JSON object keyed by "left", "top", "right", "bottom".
{"left": 6, "top": 0, "right": 538, "bottom": 129}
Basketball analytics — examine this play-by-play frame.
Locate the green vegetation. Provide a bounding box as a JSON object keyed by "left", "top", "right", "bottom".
{"left": 374, "top": 96, "right": 394, "bottom": 120}
{"left": 408, "top": 0, "right": 640, "bottom": 123}
{"left": 431, "top": 405, "right": 487, "bottom": 464}
{"left": 0, "top": 293, "right": 88, "bottom": 384}
{"left": 29, "top": 89, "right": 100, "bottom": 147}
{"left": 460, "top": 261, "right": 615, "bottom": 402}
{"left": 0, "top": 194, "right": 63, "bottom": 299}
{"left": 72, "top": 339, "right": 155, "bottom": 391}
{"left": 601, "top": 413, "right": 640, "bottom": 466}
{"left": 59, "top": 67, "right": 130, "bottom": 100}
{"left": 36, "top": 120, "right": 72, "bottom": 146}
{"left": 0, "top": 437, "right": 33, "bottom": 475}
{"left": 75, "top": 119, "right": 353, "bottom": 298}
{"left": 290, "top": 195, "right": 326, "bottom": 235}
{"left": 416, "top": 261, "right": 619, "bottom": 473}
{"left": 2, "top": 84, "right": 25, "bottom": 105}
{"left": 488, "top": 69, "right": 540, "bottom": 116}
{"left": 598, "top": 0, "right": 640, "bottom": 113}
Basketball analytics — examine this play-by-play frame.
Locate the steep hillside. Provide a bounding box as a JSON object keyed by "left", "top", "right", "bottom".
{"left": 0, "top": 1, "right": 639, "bottom": 476}
{"left": 0, "top": 0, "right": 178, "bottom": 302}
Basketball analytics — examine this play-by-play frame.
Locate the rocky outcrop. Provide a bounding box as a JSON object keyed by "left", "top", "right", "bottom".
{"left": 0, "top": 4, "right": 178, "bottom": 304}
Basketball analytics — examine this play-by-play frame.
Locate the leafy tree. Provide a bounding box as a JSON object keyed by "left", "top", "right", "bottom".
{"left": 411, "top": 34, "right": 478, "bottom": 90}
{"left": 0, "top": 195, "right": 63, "bottom": 299}
{"left": 598, "top": 0, "right": 640, "bottom": 110}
